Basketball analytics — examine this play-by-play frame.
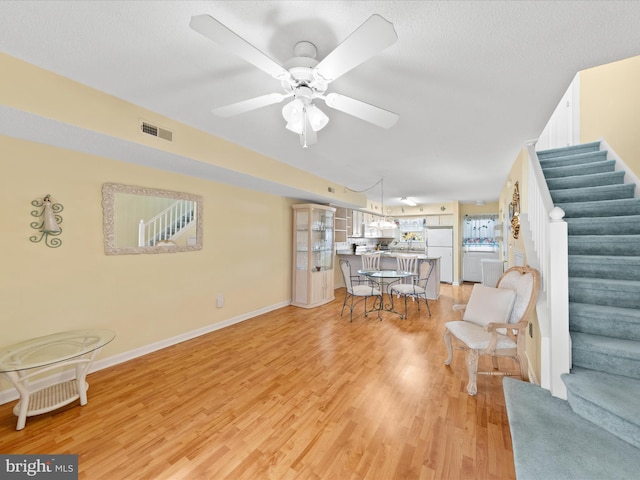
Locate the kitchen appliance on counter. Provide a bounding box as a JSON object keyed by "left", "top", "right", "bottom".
{"left": 427, "top": 227, "right": 453, "bottom": 283}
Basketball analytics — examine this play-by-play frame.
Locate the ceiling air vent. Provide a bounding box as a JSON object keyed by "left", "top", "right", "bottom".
{"left": 141, "top": 121, "right": 173, "bottom": 142}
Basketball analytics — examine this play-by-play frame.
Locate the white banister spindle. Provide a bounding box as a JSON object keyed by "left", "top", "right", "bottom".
{"left": 526, "top": 143, "right": 570, "bottom": 399}
{"left": 140, "top": 200, "right": 195, "bottom": 246}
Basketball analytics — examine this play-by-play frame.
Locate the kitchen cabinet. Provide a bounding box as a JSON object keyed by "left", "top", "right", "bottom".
{"left": 425, "top": 214, "right": 454, "bottom": 226}
{"left": 351, "top": 210, "right": 364, "bottom": 237}
{"left": 334, "top": 206, "right": 348, "bottom": 243}
{"left": 292, "top": 204, "right": 335, "bottom": 308}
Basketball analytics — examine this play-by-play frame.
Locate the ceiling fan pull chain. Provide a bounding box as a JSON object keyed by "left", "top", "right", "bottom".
{"left": 302, "top": 106, "right": 308, "bottom": 148}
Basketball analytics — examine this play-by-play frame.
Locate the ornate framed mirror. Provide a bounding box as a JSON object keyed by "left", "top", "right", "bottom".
{"left": 102, "top": 183, "right": 203, "bottom": 255}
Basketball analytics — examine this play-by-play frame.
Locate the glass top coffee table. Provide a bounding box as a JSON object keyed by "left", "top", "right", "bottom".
{"left": 0, "top": 329, "right": 115, "bottom": 430}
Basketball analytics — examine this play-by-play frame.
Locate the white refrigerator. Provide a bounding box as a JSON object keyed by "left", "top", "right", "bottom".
{"left": 427, "top": 228, "right": 453, "bottom": 283}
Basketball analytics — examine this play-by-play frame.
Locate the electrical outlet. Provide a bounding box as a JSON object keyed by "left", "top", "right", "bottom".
{"left": 216, "top": 294, "right": 224, "bottom": 308}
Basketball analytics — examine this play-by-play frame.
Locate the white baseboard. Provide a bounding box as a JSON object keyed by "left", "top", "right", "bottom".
{"left": 0, "top": 300, "right": 290, "bottom": 406}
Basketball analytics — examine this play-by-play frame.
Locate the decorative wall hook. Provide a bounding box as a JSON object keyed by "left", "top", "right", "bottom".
{"left": 30, "top": 194, "right": 63, "bottom": 248}
{"left": 509, "top": 182, "right": 521, "bottom": 239}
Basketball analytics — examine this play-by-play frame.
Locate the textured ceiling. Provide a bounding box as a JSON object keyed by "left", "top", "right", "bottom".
{"left": 2, "top": 1, "right": 640, "bottom": 206}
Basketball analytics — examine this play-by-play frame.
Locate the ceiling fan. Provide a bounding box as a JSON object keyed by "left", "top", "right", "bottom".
{"left": 190, "top": 13, "right": 399, "bottom": 147}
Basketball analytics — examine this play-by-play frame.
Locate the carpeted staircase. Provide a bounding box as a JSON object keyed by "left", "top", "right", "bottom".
{"left": 504, "top": 141, "right": 640, "bottom": 478}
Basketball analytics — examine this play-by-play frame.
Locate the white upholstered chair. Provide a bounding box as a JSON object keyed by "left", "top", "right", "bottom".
{"left": 389, "top": 260, "right": 433, "bottom": 319}
{"left": 339, "top": 259, "right": 382, "bottom": 321}
{"left": 443, "top": 265, "right": 540, "bottom": 396}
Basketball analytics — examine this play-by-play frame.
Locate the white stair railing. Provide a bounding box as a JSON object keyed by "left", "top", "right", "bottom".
{"left": 138, "top": 200, "right": 196, "bottom": 247}
{"left": 526, "top": 142, "right": 571, "bottom": 399}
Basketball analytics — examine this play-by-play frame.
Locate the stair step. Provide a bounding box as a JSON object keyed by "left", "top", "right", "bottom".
{"left": 540, "top": 150, "right": 608, "bottom": 169}
{"left": 570, "top": 302, "right": 640, "bottom": 341}
{"left": 569, "top": 255, "right": 640, "bottom": 281}
{"left": 566, "top": 215, "right": 640, "bottom": 235}
{"left": 556, "top": 197, "right": 640, "bottom": 218}
{"left": 536, "top": 141, "right": 601, "bottom": 160}
{"left": 503, "top": 378, "right": 640, "bottom": 479}
{"left": 550, "top": 183, "right": 635, "bottom": 203}
{"left": 546, "top": 170, "right": 625, "bottom": 191}
{"left": 562, "top": 367, "right": 640, "bottom": 449}
{"left": 569, "top": 277, "right": 640, "bottom": 309}
{"left": 568, "top": 234, "right": 640, "bottom": 255}
{"left": 542, "top": 159, "right": 616, "bottom": 179}
{"left": 571, "top": 332, "right": 640, "bottom": 381}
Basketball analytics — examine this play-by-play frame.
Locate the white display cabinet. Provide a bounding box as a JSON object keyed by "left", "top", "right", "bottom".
{"left": 292, "top": 204, "right": 335, "bottom": 308}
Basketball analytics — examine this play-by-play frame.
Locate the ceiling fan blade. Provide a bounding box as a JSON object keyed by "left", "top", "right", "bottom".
{"left": 190, "top": 14, "right": 292, "bottom": 83}
{"left": 313, "top": 14, "right": 397, "bottom": 83}
{"left": 324, "top": 93, "right": 399, "bottom": 129}
{"left": 212, "top": 93, "right": 289, "bottom": 117}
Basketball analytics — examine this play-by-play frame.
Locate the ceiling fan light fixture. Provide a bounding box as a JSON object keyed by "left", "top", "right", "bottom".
{"left": 283, "top": 99, "right": 304, "bottom": 134}
{"left": 283, "top": 99, "right": 329, "bottom": 135}
{"left": 306, "top": 104, "right": 329, "bottom": 132}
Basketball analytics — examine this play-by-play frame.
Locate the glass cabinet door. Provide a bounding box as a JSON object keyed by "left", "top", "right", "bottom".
{"left": 310, "top": 208, "right": 334, "bottom": 271}
{"left": 295, "top": 210, "right": 309, "bottom": 270}
{"left": 294, "top": 205, "right": 334, "bottom": 272}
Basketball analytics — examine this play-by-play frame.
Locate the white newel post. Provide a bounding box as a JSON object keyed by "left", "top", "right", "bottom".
{"left": 138, "top": 219, "right": 145, "bottom": 247}
{"left": 527, "top": 143, "right": 571, "bottom": 399}
{"left": 548, "top": 207, "right": 570, "bottom": 398}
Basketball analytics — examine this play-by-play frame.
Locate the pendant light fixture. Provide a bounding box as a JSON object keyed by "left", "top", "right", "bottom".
{"left": 368, "top": 178, "right": 397, "bottom": 230}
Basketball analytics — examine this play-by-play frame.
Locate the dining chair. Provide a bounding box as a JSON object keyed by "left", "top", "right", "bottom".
{"left": 359, "top": 252, "right": 382, "bottom": 286}
{"left": 395, "top": 254, "right": 419, "bottom": 279}
{"left": 443, "top": 265, "right": 540, "bottom": 396}
{"left": 389, "top": 260, "right": 433, "bottom": 319}
{"left": 360, "top": 252, "right": 381, "bottom": 271}
{"left": 339, "top": 259, "right": 382, "bottom": 321}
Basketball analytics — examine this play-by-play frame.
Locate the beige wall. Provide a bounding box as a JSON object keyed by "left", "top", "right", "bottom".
{"left": 0, "top": 135, "right": 295, "bottom": 373}
{"left": 498, "top": 147, "right": 541, "bottom": 381}
{"left": 580, "top": 54, "right": 640, "bottom": 175}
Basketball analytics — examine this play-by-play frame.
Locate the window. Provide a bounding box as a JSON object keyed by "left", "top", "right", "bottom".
{"left": 463, "top": 215, "right": 498, "bottom": 246}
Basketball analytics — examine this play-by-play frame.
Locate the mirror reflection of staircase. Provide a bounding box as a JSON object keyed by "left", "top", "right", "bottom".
{"left": 140, "top": 200, "right": 196, "bottom": 247}
{"left": 504, "top": 141, "right": 640, "bottom": 478}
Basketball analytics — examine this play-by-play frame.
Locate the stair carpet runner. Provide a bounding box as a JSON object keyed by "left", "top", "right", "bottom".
{"left": 537, "top": 141, "right": 640, "bottom": 452}
{"left": 504, "top": 142, "right": 640, "bottom": 479}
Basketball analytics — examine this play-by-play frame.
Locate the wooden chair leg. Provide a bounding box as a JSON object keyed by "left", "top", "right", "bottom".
{"left": 465, "top": 349, "right": 479, "bottom": 396}
{"left": 443, "top": 329, "right": 454, "bottom": 365}
{"left": 491, "top": 356, "right": 499, "bottom": 370}
{"left": 516, "top": 353, "right": 529, "bottom": 382}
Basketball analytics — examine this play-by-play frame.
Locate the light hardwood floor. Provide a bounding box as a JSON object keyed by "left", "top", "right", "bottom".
{"left": 0, "top": 283, "right": 517, "bottom": 479}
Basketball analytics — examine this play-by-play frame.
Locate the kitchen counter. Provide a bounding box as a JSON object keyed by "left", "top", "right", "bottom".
{"left": 336, "top": 250, "right": 435, "bottom": 259}
{"left": 337, "top": 252, "right": 441, "bottom": 299}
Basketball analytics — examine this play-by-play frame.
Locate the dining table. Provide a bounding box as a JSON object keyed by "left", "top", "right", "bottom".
{"left": 357, "top": 269, "right": 416, "bottom": 318}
